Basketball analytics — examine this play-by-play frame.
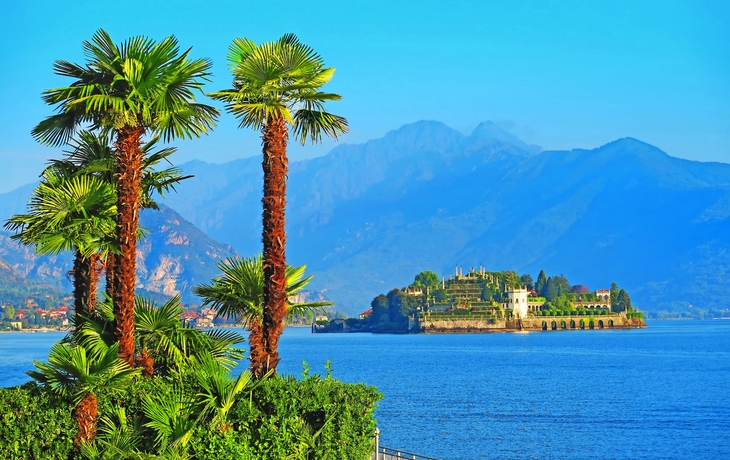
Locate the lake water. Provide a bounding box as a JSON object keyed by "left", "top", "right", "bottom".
{"left": 1, "top": 321, "right": 729, "bottom": 459}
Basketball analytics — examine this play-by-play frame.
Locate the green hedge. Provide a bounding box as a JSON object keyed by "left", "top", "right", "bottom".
{"left": 230, "top": 374, "right": 380, "bottom": 459}
{"left": 0, "top": 382, "right": 75, "bottom": 460}
{"left": 1, "top": 373, "right": 381, "bottom": 460}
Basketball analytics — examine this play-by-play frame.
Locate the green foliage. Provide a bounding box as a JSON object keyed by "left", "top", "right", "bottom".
{"left": 412, "top": 270, "right": 439, "bottom": 290}
{"left": 480, "top": 284, "right": 493, "bottom": 301}
{"left": 27, "top": 341, "right": 139, "bottom": 406}
{"left": 209, "top": 34, "right": 347, "bottom": 144}
{"left": 547, "top": 296, "right": 574, "bottom": 311}
{"left": 520, "top": 273, "right": 534, "bottom": 290}
{"left": 0, "top": 382, "right": 75, "bottom": 459}
{"left": 553, "top": 274, "right": 571, "bottom": 296}
{"left": 230, "top": 373, "right": 380, "bottom": 459}
{"left": 535, "top": 270, "right": 547, "bottom": 296}
{"left": 545, "top": 278, "right": 558, "bottom": 301}
{"left": 3, "top": 364, "right": 380, "bottom": 459}
{"left": 3, "top": 305, "right": 15, "bottom": 320}
{"left": 32, "top": 29, "right": 218, "bottom": 147}
{"left": 617, "top": 289, "right": 632, "bottom": 312}
{"left": 386, "top": 289, "right": 417, "bottom": 322}
{"left": 369, "top": 294, "right": 389, "bottom": 324}
{"left": 433, "top": 289, "right": 448, "bottom": 303}
{"left": 194, "top": 254, "right": 330, "bottom": 327}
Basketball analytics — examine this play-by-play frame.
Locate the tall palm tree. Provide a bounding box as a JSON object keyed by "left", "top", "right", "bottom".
{"left": 32, "top": 29, "right": 218, "bottom": 366}
{"left": 193, "top": 254, "right": 331, "bottom": 378}
{"left": 4, "top": 169, "right": 116, "bottom": 324}
{"left": 209, "top": 34, "right": 347, "bottom": 375}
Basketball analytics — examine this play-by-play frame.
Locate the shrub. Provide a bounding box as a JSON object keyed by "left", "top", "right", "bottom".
{"left": 0, "top": 382, "right": 75, "bottom": 460}
{"left": 2, "top": 372, "right": 381, "bottom": 460}
{"left": 230, "top": 373, "right": 381, "bottom": 459}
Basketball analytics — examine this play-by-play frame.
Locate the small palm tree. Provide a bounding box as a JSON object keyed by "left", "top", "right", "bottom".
{"left": 27, "top": 341, "right": 139, "bottom": 445}
{"left": 209, "top": 34, "right": 346, "bottom": 375}
{"left": 76, "top": 295, "right": 245, "bottom": 377}
{"left": 194, "top": 254, "right": 331, "bottom": 378}
{"left": 32, "top": 29, "right": 218, "bottom": 366}
{"left": 5, "top": 169, "right": 116, "bottom": 323}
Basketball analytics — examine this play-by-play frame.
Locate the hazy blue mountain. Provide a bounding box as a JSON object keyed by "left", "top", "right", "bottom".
{"left": 0, "top": 205, "right": 238, "bottom": 303}
{"left": 162, "top": 121, "right": 730, "bottom": 316}
{"left": 3, "top": 121, "right": 727, "bottom": 316}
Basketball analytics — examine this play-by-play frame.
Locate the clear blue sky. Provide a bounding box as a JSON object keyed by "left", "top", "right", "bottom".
{"left": 0, "top": 0, "right": 727, "bottom": 192}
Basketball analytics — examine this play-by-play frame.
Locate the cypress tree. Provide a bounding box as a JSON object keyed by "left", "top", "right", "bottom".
{"left": 545, "top": 277, "right": 558, "bottom": 301}
{"left": 617, "top": 289, "right": 632, "bottom": 312}
{"left": 536, "top": 270, "right": 548, "bottom": 296}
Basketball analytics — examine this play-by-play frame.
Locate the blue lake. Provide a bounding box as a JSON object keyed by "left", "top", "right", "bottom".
{"left": 1, "top": 321, "right": 729, "bottom": 459}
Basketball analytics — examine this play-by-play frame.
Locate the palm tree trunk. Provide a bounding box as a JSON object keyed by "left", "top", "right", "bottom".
{"left": 88, "top": 253, "right": 100, "bottom": 312}
{"left": 73, "top": 251, "right": 92, "bottom": 324}
{"left": 105, "top": 253, "right": 116, "bottom": 301}
{"left": 113, "top": 125, "right": 145, "bottom": 367}
{"left": 248, "top": 320, "right": 267, "bottom": 378}
{"left": 73, "top": 392, "right": 98, "bottom": 446}
{"left": 261, "top": 115, "right": 289, "bottom": 376}
{"left": 136, "top": 347, "right": 154, "bottom": 377}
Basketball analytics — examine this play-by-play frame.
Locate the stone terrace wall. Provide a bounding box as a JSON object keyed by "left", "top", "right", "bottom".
{"left": 417, "top": 314, "right": 645, "bottom": 333}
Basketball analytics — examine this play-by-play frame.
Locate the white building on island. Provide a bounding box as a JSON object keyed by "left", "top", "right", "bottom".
{"left": 506, "top": 287, "right": 529, "bottom": 319}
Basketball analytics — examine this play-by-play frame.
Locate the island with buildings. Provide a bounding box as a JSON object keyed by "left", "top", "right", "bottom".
{"left": 314, "top": 267, "right": 646, "bottom": 333}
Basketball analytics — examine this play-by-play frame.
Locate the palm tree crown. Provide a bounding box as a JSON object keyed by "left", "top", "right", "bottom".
{"left": 32, "top": 29, "right": 218, "bottom": 146}
{"left": 209, "top": 33, "right": 347, "bottom": 143}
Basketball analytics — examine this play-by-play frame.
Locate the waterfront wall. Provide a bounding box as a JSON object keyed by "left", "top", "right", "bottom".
{"left": 418, "top": 313, "right": 645, "bottom": 333}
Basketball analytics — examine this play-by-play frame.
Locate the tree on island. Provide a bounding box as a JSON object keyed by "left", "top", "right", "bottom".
{"left": 31, "top": 29, "right": 218, "bottom": 366}
{"left": 386, "top": 289, "right": 417, "bottom": 324}
{"left": 535, "top": 270, "right": 548, "bottom": 296}
{"left": 209, "top": 34, "right": 347, "bottom": 376}
{"left": 616, "top": 289, "right": 632, "bottom": 313}
{"left": 554, "top": 274, "right": 571, "bottom": 296}
{"left": 412, "top": 270, "right": 439, "bottom": 291}
{"left": 370, "top": 294, "right": 389, "bottom": 323}
{"left": 545, "top": 277, "right": 558, "bottom": 301}
{"left": 520, "top": 273, "right": 534, "bottom": 290}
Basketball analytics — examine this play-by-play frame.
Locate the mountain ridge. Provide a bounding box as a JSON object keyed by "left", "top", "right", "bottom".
{"left": 1, "top": 120, "right": 728, "bottom": 316}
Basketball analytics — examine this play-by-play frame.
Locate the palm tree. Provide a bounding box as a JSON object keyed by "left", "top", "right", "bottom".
{"left": 32, "top": 29, "right": 218, "bottom": 366}
{"left": 193, "top": 254, "right": 331, "bottom": 378}
{"left": 209, "top": 34, "right": 347, "bottom": 375}
{"left": 52, "top": 130, "right": 191, "bottom": 302}
{"left": 4, "top": 169, "right": 116, "bottom": 324}
{"left": 27, "top": 341, "right": 139, "bottom": 445}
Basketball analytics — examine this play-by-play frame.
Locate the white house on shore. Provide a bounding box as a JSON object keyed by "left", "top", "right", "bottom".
{"left": 506, "top": 287, "right": 529, "bottom": 319}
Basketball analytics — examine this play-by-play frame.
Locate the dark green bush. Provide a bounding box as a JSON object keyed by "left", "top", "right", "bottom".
{"left": 231, "top": 374, "right": 381, "bottom": 459}
{"left": 0, "top": 382, "right": 75, "bottom": 460}
{"left": 1, "top": 373, "right": 381, "bottom": 460}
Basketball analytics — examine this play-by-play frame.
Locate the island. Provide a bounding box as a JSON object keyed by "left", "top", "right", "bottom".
{"left": 314, "top": 267, "right": 647, "bottom": 333}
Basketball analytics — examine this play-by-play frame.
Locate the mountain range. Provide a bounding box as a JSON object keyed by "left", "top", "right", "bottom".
{"left": 2, "top": 120, "right": 729, "bottom": 316}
